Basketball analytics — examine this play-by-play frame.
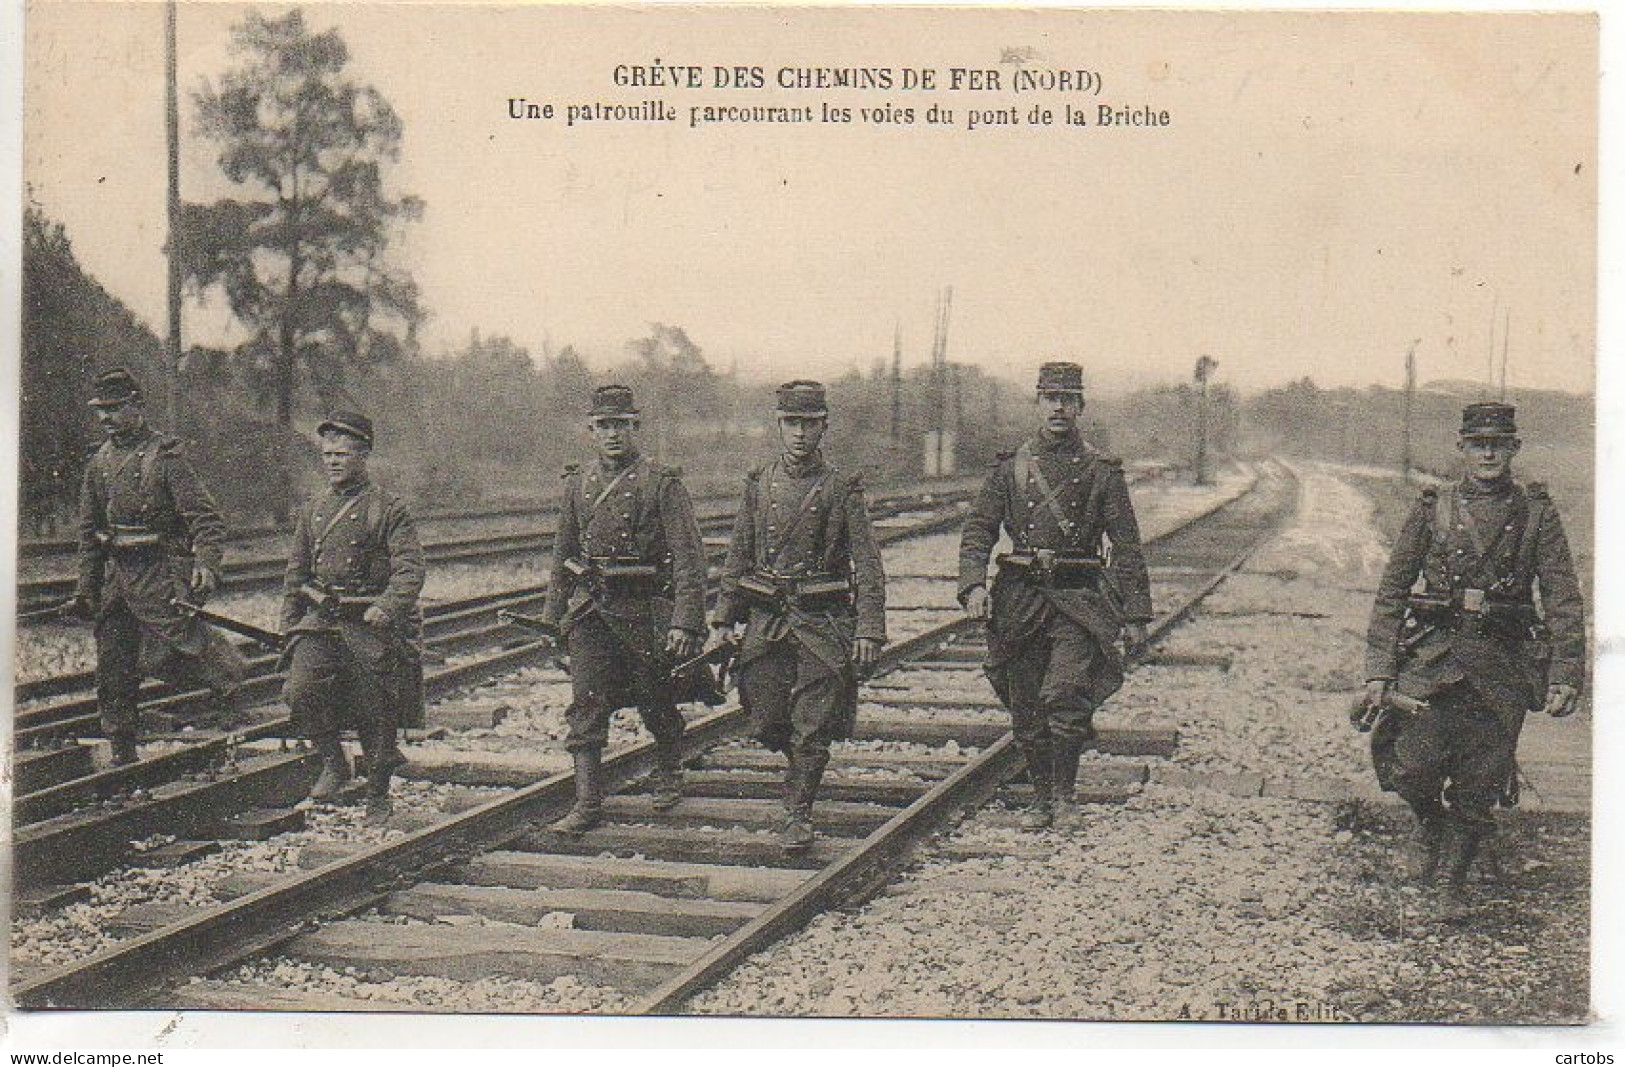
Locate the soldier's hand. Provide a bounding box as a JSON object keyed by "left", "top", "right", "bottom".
{"left": 853, "top": 638, "right": 881, "bottom": 672}
{"left": 667, "top": 627, "right": 701, "bottom": 660}
{"left": 362, "top": 606, "right": 389, "bottom": 627}
{"left": 1542, "top": 683, "right": 1579, "bottom": 718}
{"left": 1124, "top": 623, "right": 1148, "bottom": 655}
{"left": 190, "top": 564, "right": 219, "bottom": 601}
{"left": 709, "top": 623, "right": 737, "bottom": 649}
{"left": 963, "top": 585, "right": 991, "bottom": 621}
{"left": 1364, "top": 679, "right": 1390, "bottom": 711}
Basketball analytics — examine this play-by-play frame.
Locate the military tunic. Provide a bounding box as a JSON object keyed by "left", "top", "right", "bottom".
{"left": 714, "top": 453, "right": 887, "bottom": 756}
{"left": 280, "top": 479, "right": 426, "bottom": 738}
{"left": 74, "top": 425, "right": 247, "bottom": 738}
{"left": 958, "top": 431, "right": 1153, "bottom": 744}
{"left": 1364, "top": 477, "right": 1585, "bottom": 824}
{"left": 541, "top": 453, "right": 708, "bottom": 752}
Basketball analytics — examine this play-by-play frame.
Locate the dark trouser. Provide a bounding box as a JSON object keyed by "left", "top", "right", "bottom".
{"left": 95, "top": 597, "right": 244, "bottom": 739}
{"left": 562, "top": 612, "right": 685, "bottom": 753}
{"left": 994, "top": 617, "right": 1104, "bottom": 747}
{"left": 739, "top": 634, "right": 852, "bottom": 761}
{"left": 282, "top": 631, "right": 395, "bottom": 741}
{"left": 1391, "top": 684, "right": 1517, "bottom": 830}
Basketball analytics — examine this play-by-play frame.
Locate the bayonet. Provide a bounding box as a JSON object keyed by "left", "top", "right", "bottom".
{"left": 172, "top": 598, "right": 287, "bottom": 652}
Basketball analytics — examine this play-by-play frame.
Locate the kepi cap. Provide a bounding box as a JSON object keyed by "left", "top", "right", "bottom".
{"left": 1036, "top": 361, "right": 1085, "bottom": 395}
{"left": 317, "top": 410, "right": 375, "bottom": 445}
{"left": 88, "top": 367, "right": 143, "bottom": 408}
{"left": 589, "top": 385, "right": 639, "bottom": 419}
{"left": 775, "top": 380, "right": 828, "bottom": 417}
{"left": 1459, "top": 402, "right": 1518, "bottom": 439}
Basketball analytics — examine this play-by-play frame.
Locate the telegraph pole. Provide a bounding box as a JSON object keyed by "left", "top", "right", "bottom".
{"left": 1193, "top": 355, "right": 1218, "bottom": 485}
{"left": 890, "top": 321, "right": 902, "bottom": 441}
{"left": 1499, "top": 308, "right": 1511, "bottom": 400}
{"left": 164, "top": 0, "right": 183, "bottom": 428}
{"left": 1402, "top": 339, "right": 1418, "bottom": 484}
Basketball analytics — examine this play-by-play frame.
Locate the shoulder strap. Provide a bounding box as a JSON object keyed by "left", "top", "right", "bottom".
{"left": 582, "top": 462, "right": 637, "bottom": 529}
{"left": 1022, "top": 446, "right": 1077, "bottom": 543}
{"left": 1432, "top": 485, "right": 1453, "bottom": 547}
{"left": 139, "top": 443, "right": 166, "bottom": 502}
{"left": 769, "top": 467, "right": 834, "bottom": 570}
{"left": 314, "top": 489, "right": 369, "bottom": 552}
{"left": 1516, "top": 485, "right": 1547, "bottom": 584}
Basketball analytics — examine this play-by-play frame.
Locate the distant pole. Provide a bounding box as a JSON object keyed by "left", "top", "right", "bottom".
{"left": 951, "top": 364, "right": 965, "bottom": 439}
{"left": 1499, "top": 308, "right": 1511, "bottom": 400}
{"left": 1193, "top": 355, "right": 1218, "bottom": 486}
{"left": 1486, "top": 292, "right": 1499, "bottom": 395}
{"left": 1402, "top": 339, "right": 1418, "bottom": 484}
{"left": 164, "top": 0, "right": 183, "bottom": 429}
{"left": 889, "top": 321, "right": 902, "bottom": 441}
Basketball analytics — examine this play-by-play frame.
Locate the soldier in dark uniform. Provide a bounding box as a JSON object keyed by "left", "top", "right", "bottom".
{"left": 711, "top": 380, "right": 887, "bottom": 852}
{"left": 543, "top": 385, "right": 708, "bottom": 836}
{"left": 959, "top": 361, "right": 1153, "bottom": 829}
{"left": 280, "top": 412, "right": 426, "bottom": 823}
{"left": 70, "top": 367, "right": 248, "bottom": 766}
{"left": 1362, "top": 402, "right": 1584, "bottom": 912}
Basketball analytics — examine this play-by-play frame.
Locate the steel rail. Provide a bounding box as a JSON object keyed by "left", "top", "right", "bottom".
{"left": 14, "top": 468, "right": 1199, "bottom": 1009}
{"left": 10, "top": 494, "right": 981, "bottom": 1008}
{"left": 630, "top": 460, "right": 1299, "bottom": 1013}
{"left": 16, "top": 486, "right": 976, "bottom": 613}
{"left": 14, "top": 498, "right": 973, "bottom": 821}
{"left": 13, "top": 500, "right": 972, "bottom": 838}
{"left": 13, "top": 487, "right": 974, "bottom": 735}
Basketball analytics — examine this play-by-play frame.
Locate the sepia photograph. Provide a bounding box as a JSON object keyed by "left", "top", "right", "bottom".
{"left": 6, "top": 0, "right": 1606, "bottom": 1043}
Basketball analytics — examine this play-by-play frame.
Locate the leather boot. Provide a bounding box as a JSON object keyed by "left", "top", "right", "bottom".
{"left": 781, "top": 749, "right": 828, "bottom": 853}
{"left": 1406, "top": 811, "right": 1444, "bottom": 885}
{"left": 307, "top": 735, "right": 353, "bottom": 801}
{"left": 552, "top": 747, "right": 604, "bottom": 837}
{"left": 363, "top": 722, "right": 404, "bottom": 825}
{"left": 1019, "top": 740, "right": 1054, "bottom": 830}
{"left": 1436, "top": 820, "right": 1483, "bottom": 921}
{"left": 1051, "top": 735, "right": 1086, "bottom": 825}
{"left": 650, "top": 742, "right": 685, "bottom": 811}
{"left": 109, "top": 734, "right": 140, "bottom": 767}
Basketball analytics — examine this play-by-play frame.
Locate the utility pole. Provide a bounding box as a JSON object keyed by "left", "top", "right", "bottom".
{"left": 951, "top": 363, "right": 964, "bottom": 439}
{"left": 1402, "top": 339, "right": 1418, "bottom": 484}
{"left": 164, "top": 0, "right": 183, "bottom": 429}
{"left": 924, "top": 287, "right": 954, "bottom": 476}
{"left": 1193, "top": 355, "right": 1218, "bottom": 486}
{"left": 1499, "top": 308, "right": 1511, "bottom": 400}
{"left": 890, "top": 321, "right": 902, "bottom": 441}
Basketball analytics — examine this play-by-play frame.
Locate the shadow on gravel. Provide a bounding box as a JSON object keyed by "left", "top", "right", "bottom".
{"left": 1322, "top": 803, "right": 1590, "bottom": 1024}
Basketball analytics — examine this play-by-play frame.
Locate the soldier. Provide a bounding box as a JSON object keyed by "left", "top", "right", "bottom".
{"left": 70, "top": 367, "right": 248, "bottom": 766}
{"left": 280, "top": 412, "right": 426, "bottom": 823}
{"left": 543, "top": 385, "right": 708, "bottom": 836}
{"left": 711, "top": 380, "right": 887, "bottom": 853}
{"left": 1362, "top": 402, "right": 1584, "bottom": 914}
{"left": 959, "top": 361, "right": 1153, "bottom": 829}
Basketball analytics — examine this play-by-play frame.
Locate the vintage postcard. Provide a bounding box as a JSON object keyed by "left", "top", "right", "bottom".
{"left": 8, "top": 0, "right": 1606, "bottom": 1046}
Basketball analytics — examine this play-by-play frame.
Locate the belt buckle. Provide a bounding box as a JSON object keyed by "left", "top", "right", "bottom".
{"left": 1462, "top": 588, "right": 1486, "bottom": 613}
{"left": 1034, "top": 549, "right": 1057, "bottom": 582}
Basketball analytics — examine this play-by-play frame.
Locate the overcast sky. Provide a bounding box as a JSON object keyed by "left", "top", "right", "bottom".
{"left": 24, "top": 3, "right": 1596, "bottom": 396}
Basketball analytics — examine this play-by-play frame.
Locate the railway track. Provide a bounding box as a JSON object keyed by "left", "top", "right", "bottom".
{"left": 13, "top": 485, "right": 978, "bottom": 721}
{"left": 15, "top": 484, "right": 978, "bottom": 616}
{"left": 12, "top": 460, "right": 1295, "bottom": 1012}
{"left": 11, "top": 492, "right": 979, "bottom": 895}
